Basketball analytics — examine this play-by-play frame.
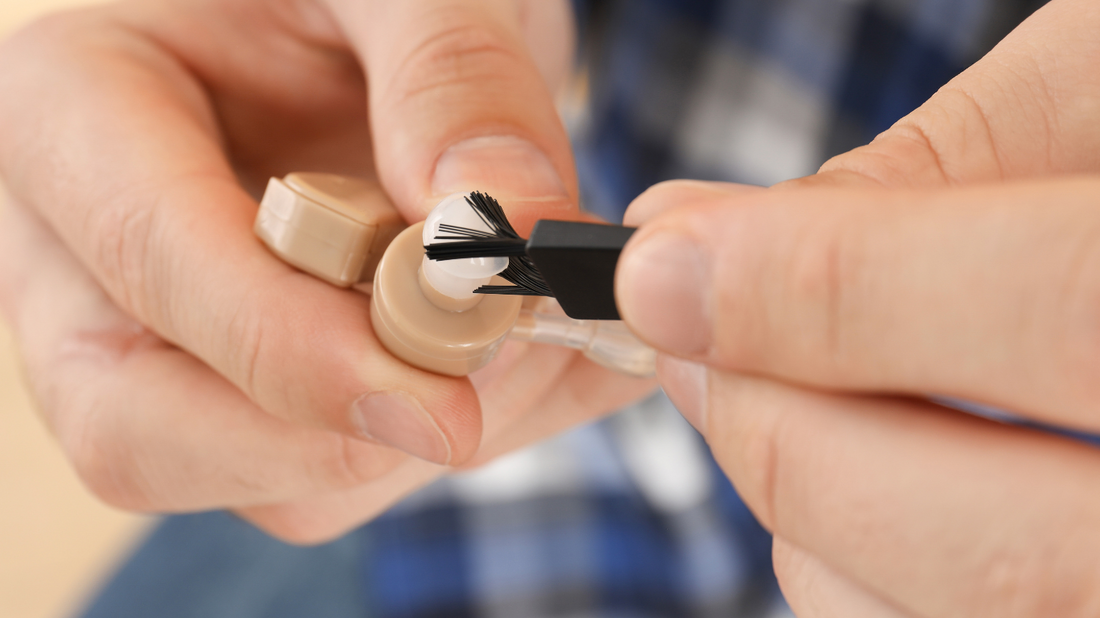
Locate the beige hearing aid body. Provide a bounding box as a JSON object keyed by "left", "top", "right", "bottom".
{"left": 254, "top": 173, "right": 656, "bottom": 378}
{"left": 370, "top": 222, "right": 523, "bottom": 376}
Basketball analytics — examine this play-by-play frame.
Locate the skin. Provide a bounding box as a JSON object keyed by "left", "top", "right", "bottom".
{"left": 4, "top": 0, "right": 1099, "bottom": 615}
{"left": 615, "top": 0, "right": 1100, "bottom": 615}
{"left": 0, "top": 0, "right": 655, "bottom": 543}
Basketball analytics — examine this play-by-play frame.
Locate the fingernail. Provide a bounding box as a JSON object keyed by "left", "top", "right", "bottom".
{"left": 657, "top": 356, "right": 708, "bottom": 433}
{"left": 352, "top": 392, "right": 452, "bottom": 465}
{"left": 432, "top": 135, "right": 567, "bottom": 199}
{"left": 617, "top": 231, "right": 712, "bottom": 355}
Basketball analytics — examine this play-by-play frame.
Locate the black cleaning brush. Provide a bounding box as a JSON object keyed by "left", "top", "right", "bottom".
{"left": 425, "top": 192, "right": 636, "bottom": 320}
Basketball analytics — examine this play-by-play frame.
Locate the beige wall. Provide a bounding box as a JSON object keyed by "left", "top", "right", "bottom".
{"left": 0, "top": 3, "right": 150, "bottom": 618}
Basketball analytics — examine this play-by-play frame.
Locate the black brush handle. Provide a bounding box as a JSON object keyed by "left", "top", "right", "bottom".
{"left": 525, "top": 220, "right": 636, "bottom": 320}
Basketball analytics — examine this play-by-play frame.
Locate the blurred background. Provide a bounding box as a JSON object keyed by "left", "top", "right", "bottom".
{"left": 0, "top": 2, "right": 150, "bottom": 618}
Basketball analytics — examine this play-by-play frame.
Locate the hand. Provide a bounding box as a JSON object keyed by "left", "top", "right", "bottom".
{"left": 617, "top": 0, "right": 1100, "bottom": 615}
{"left": 0, "top": 0, "right": 654, "bottom": 543}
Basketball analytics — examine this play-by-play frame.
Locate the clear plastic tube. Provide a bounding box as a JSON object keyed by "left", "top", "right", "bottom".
{"left": 507, "top": 300, "right": 657, "bottom": 378}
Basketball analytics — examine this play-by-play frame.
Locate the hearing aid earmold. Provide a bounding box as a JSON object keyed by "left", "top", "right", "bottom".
{"left": 369, "top": 194, "right": 523, "bottom": 376}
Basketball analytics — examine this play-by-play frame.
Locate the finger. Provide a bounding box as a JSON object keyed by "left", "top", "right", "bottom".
{"left": 239, "top": 346, "right": 656, "bottom": 542}
{"left": 666, "top": 364, "right": 1100, "bottom": 618}
{"left": 619, "top": 177, "right": 1100, "bottom": 430}
{"left": 117, "top": 0, "right": 376, "bottom": 194}
{"left": 0, "top": 197, "right": 407, "bottom": 513}
{"left": 235, "top": 342, "right": 578, "bottom": 544}
{"left": 622, "top": 181, "right": 764, "bottom": 227}
{"left": 327, "top": 0, "right": 579, "bottom": 230}
{"left": 773, "top": 538, "right": 912, "bottom": 618}
{"left": 796, "top": 0, "right": 1100, "bottom": 189}
{"left": 238, "top": 457, "right": 444, "bottom": 544}
{"left": 0, "top": 13, "right": 480, "bottom": 464}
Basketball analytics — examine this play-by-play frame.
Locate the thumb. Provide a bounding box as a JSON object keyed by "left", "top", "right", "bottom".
{"left": 328, "top": 0, "right": 577, "bottom": 230}
{"left": 617, "top": 176, "right": 1100, "bottom": 431}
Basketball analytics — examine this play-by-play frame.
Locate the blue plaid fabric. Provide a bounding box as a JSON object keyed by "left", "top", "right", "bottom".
{"left": 79, "top": 2, "right": 1047, "bottom": 617}
{"left": 361, "top": 395, "right": 780, "bottom": 617}
{"left": 573, "top": 0, "right": 1047, "bottom": 222}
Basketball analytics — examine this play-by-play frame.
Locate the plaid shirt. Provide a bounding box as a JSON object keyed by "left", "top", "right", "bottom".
{"left": 363, "top": 394, "right": 781, "bottom": 617}
{"left": 80, "top": 1, "right": 1047, "bottom": 617}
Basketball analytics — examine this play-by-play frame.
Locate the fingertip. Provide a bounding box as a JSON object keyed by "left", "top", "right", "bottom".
{"left": 428, "top": 135, "right": 574, "bottom": 233}
{"left": 347, "top": 360, "right": 483, "bottom": 467}
{"left": 415, "top": 376, "right": 484, "bottom": 466}
{"left": 431, "top": 135, "right": 568, "bottom": 200}
{"left": 616, "top": 227, "right": 713, "bottom": 357}
{"left": 624, "top": 179, "right": 763, "bottom": 226}
{"left": 347, "top": 1, "right": 578, "bottom": 223}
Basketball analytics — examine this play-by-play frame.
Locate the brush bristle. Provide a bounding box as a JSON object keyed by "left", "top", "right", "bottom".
{"left": 485, "top": 256, "right": 554, "bottom": 297}
{"left": 424, "top": 191, "right": 554, "bottom": 298}
{"left": 465, "top": 192, "right": 519, "bottom": 238}
{"left": 425, "top": 237, "right": 528, "bottom": 260}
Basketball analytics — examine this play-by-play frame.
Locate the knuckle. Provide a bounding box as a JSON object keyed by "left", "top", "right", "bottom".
{"left": 59, "top": 400, "right": 154, "bottom": 512}
{"left": 312, "top": 435, "right": 405, "bottom": 489}
{"left": 890, "top": 119, "right": 952, "bottom": 181}
{"left": 878, "top": 86, "right": 1004, "bottom": 185}
{"left": 819, "top": 89, "right": 988, "bottom": 187}
{"left": 88, "top": 201, "right": 164, "bottom": 326}
{"left": 220, "top": 281, "right": 316, "bottom": 418}
{"left": 383, "top": 16, "right": 527, "bottom": 106}
{"left": 224, "top": 286, "right": 269, "bottom": 402}
{"left": 35, "top": 324, "right": 168, "bottom": 512}
{"left": 783, "top": 218, "right": 864, "bottom": 370}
